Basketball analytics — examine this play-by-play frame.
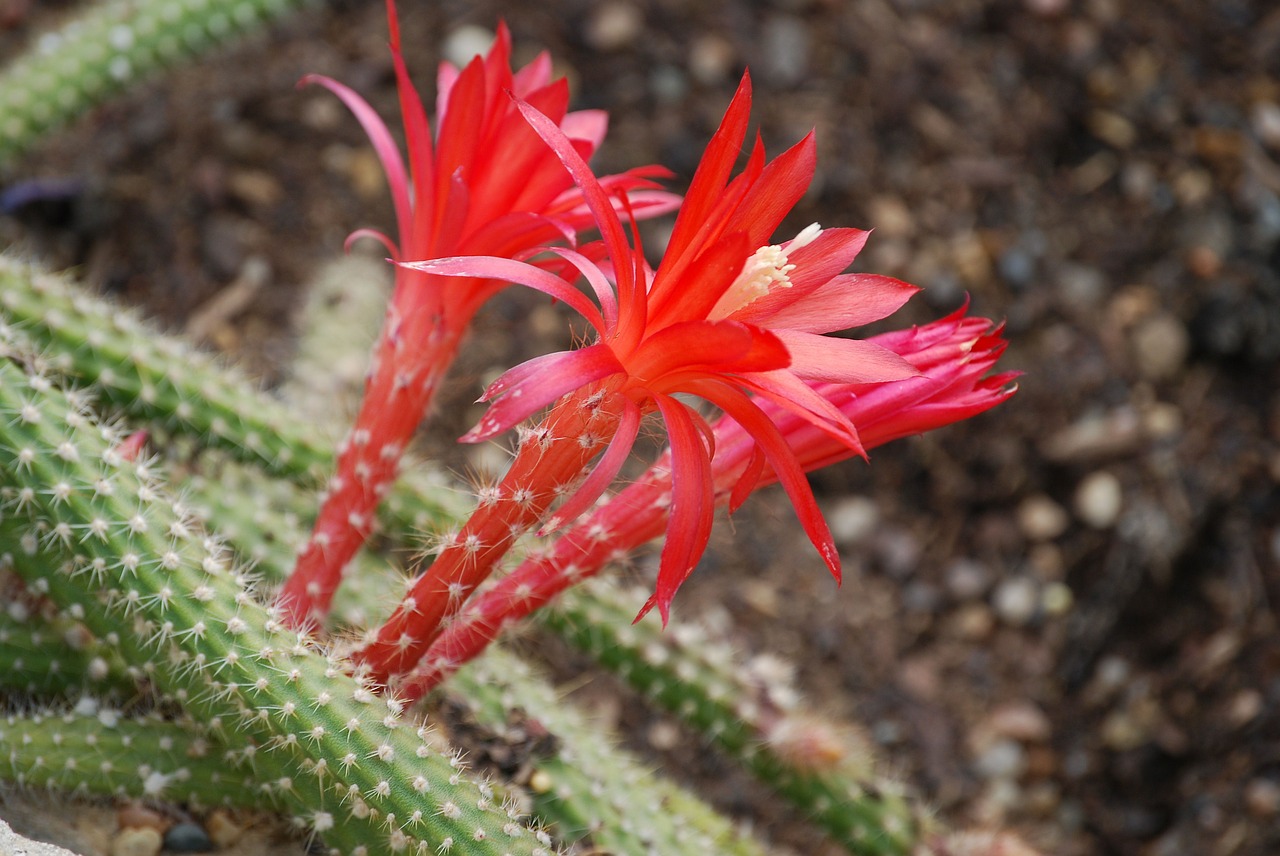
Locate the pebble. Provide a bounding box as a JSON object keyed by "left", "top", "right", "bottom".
{"left": 1130, "top": 313, "right": 1189, "bottom": 381}
{"left": 1017, "top": 494, "right": 1069, "bottom": 540}
{"left": 205, "top": 810, "right": 244, "bottom": 848}
{"left": 993, "top": 576, "right": 1040, "bottom": 626}
{"left": 826, "top": 496, "right": 879, "bottom": 546}
{"left": 116, "top": 804, "right": 167, "bottom": 833}
{"left": 1074, "top": 471, "right": 1123, "bottom": 529}
{"left": 1245, "top": 778, "right": 1280, "bottom": 818}
{"left": 1252, "top": 101, "right": 1280, "bottom": 149}
{"left": 441, "top": 25, "right": 495, "bottom": 67}
{"left": 163, "top": 823, "right": 212, "bottom": 853}
{"left": 973, "top": 738, "right": 1027, "bottom": 780}
{"left": 584, "top": 2, "right": 643, "bottom": 51}
{"left": 688, "top": 34, "right": 735, "bottom": 85}
{"left": 951, "top": 603, "right": 996, "bottom": 640}
{"left": 989, "top": 701, "right": 1053, "bottom": 743}
{"left": 111, "top": 827, "right": 161, "bottom": 856}
{"left": 944, "top": 558, "right": 992, "bottom": 600}
{"left": 760, "top": 15, "right": 809, "bottom": 85}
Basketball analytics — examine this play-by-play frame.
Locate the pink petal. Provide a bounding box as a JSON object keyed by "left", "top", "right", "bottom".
{"left": 693, "top": 381, "right": 841, "bottom": 582}
{"left": 542, "top": 398, "right": 641, "bottom": 532}
{"left": 638, "top": 395, "right": 716, "bottom": 624}
{"left": 630, "top": 321, "right": 789, "bottom": 383}
{"left": 463, "top": 345, "right": 624, "bottom": 442}
{"left": 401, "top": 255, "right": 607, "bottom": 336}
{"left": 774, "top": 330, "right": 920, "bottom": 384}
{"left": 755, "top": 274, "right": 920, "bottom": 334}
{"left": 561, "top": 109, "right": 609, "bottom": 152}
{"left": 302, "top": 74, "right": 411, "bottom": 249}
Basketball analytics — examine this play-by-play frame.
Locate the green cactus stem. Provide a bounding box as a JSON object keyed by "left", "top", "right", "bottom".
{"left": 0, "top": 705, "right": 267, "bottom": 809}
{"left": 0, "top": 255, "right": 463, "bottom": 528}
{"left": 0, "top": 358, "right": 555, "bottom": 856}
{"left": 0, "top": 0, "right": 318, "bottom": 168}
{"left": 0, "top": 581, "right": 133, "bottom": 698}
{"left": 543, "top": 578, "right": 931, "bottom": 856}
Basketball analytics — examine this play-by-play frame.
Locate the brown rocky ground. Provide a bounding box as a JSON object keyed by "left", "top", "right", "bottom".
{"left": 2, "top": 1, "right": 1279, "bottom": 854}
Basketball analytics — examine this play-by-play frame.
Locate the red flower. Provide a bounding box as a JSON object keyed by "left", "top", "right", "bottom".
{"left": 277, "top": 1, "right": 677, "bottom": 630}
{"left": 399, "top": 309, "right": 1017, "bottom": 698}
{"left": 354, "top": 73, "right": 931, "bottom": 683}
{"left": 406, "top": 73, "right": 920, "bottom": 623}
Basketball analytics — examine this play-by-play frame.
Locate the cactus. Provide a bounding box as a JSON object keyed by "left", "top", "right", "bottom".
{"left": 0, "top": 704, "right": 268, "bottom": 809}
{"left": 0, "top": 358, "right": 556, "bottom": 855}
{"left": 1, "top": 256, "right": 953, "bottom": 854}
{"left": 0, "top": 0, "right": 318, "bottom": 168}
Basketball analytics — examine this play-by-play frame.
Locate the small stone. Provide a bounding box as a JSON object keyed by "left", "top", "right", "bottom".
{"left": 116, "top": 803, "right": 167, "bottom": 833}
{"left": 1253, "top": 102, "right": 1280, "bottom": 150}
{"left": 973, "top": 738, "right": 1027, "bottom": 780}
{"left": 204, "top": 810, "right": 244, "bottom": 848}
{"left": 993, "top": 576, "right": 1040, "bottom": 626}
{"left": 759, "top": 15, "right": 809, "bottom": 86}
{"left": 1041, "top": 581, "right": 1074, "bottom": 616}
{"left": 989, "top": 701, "right": 1053, "bottom": 743}
{"left": 827, "top": 496, "right": 879, "bottom": 546}
{"left": 951, "top": 603, "right": 996, "bottom": 640}
{"left": 111, "top": 827, "right": 162, "bottom": 856}
{"left": 441, "top": 25, "right": 495, "bottom": 66}
{"left": 1017, "top": 495, "right": 1069, "bottom": 540}
{"left": 1075, "top": 471, "right": 1123, "bottom": 529}
{"left": 1227, "top": 688, "right": 1263, "bottom": 728}
{"left": 163, "top": 823, "right": 212, "bottom": 853}
{"left": 1244, "top": 778, "right": 1280, "bottom": 818}
{"left": 688, "top": 35, "right": 735, "bottom": 85}
{"left": 1130, "top": 313, "right": 1189, "bottom": 381}
{"left": 584, "top": 2, "right": 643, "bottom": 51}
{"left": 944, "top": 558, "right": 992, "bottom": 600}
{"left": 647, "top": 720, "right": 681, "bottom": 751}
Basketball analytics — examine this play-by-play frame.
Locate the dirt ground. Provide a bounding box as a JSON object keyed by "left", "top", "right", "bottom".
{"left": 3, "top": 1, "right": 1279, "bottom": 854}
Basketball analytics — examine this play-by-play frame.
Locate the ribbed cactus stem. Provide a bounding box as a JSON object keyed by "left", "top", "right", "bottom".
{"left": 0, "top": 705, "right": 268, "bottom": 809}
{"left": 0, "top": 0, "right": 318, "bottom": 167}
{"left": 0, "top": 256, "right": 463, "bottom": 528}
{"left": 0, "top": 359, "right": 554, "bottom": 855}
{"left": 0, "top": 576, "right": 133, "bottom": 698}
{"left": 541, "top": 578, "right": 931, "bottom": 856}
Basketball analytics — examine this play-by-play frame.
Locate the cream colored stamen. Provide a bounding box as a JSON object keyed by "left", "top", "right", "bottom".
{"left": 708, "top": 223, "right": 822, "bottom": 320}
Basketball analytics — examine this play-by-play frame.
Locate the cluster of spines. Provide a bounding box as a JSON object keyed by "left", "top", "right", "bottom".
{"left": 0, "top": 0, "right": 317, "bottom": 167}
{"left": 0, "top": 357, "right": 553, "bottom": 855}
{"left": 543, "top": 578, "right": 928, "bottom": 856}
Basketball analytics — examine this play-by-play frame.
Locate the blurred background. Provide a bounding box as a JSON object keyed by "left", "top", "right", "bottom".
{"left": 2, "top": 1, "right": 1278, "bottom": 854}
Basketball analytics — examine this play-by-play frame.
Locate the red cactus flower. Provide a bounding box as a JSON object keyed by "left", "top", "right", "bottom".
{"left": 397, "top": 309, "right": 1017, "bottom": 698}
{"left": 277, "top": 1, "right": 678, "bottom": 630}
{"left": 354, "top": 73, "right": 926, "bottom": 682}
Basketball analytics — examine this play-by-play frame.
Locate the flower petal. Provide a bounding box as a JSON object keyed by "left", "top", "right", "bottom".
{"left": 752, "top": 273, "right": 920, "bottom": 333}
{"left": 638, "top": 395, "right": 716, "bottom": 624}
{"left": 302, "top": 74, "right": 411, "bottom": 248}
{"left": 463, "top": 346, "right": 624, "bottom": 442}
{"left": 401, "top": 255, "right": 607, "bottom": 336}
{"left": 542, "top": 398, "right": 642, "bottom": 532}
{"left": 630, "top": 321, "right": 790, "bottom": 383}
{"left": 774, "top": 330, "right": 920, "bottom": 384}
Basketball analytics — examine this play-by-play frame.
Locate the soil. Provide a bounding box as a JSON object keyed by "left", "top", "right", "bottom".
{"left": 3, "top": 1, "right": 1279, "bottom": 855}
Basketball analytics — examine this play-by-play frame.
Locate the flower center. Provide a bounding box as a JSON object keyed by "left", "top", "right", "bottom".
{"left": 708, "top": 223, "right": 822, "bottom": 320}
